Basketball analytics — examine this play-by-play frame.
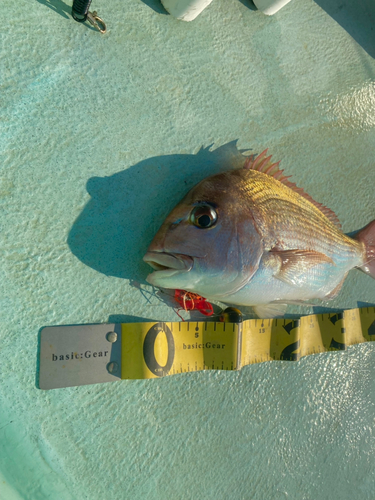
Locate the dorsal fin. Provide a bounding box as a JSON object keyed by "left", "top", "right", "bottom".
{"left": 244, "top": 149, "right": 341, "bottom": 229}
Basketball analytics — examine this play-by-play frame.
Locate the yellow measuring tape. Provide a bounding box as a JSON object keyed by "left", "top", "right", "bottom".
{"left": 121, "top": 307, "right": 375, "bottom": 379}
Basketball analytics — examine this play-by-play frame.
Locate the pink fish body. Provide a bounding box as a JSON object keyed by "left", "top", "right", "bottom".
{"left": 144, "top": 151, "right": 375, "bottom": 317}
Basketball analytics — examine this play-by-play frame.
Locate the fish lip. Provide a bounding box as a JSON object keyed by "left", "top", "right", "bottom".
{"left": 143, "top": 251, "right": 193, "bottom": 274}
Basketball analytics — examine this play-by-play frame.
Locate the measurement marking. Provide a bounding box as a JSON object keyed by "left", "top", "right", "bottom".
{"left": 179, "top": 323, "right": 181, "bottom": 332}
{"left": 223, "top": 322, "right": 226, "bottom": 332}
{"left": 187, "top": 323, "right": 190, "bottom": 331}
{"left": 214, "top": 323, "right": 216, "bottom": 332}
{"left": 205, "top": 322, "right": 207, "bottom": 331}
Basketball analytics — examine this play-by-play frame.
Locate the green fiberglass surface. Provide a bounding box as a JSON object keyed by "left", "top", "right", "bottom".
{"left": 1, "top": 0, "right": 375, "bottom": 498}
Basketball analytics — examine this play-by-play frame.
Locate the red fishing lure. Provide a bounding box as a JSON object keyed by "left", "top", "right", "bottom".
{"left": 174, "top": 289, "right": 214, "bottom": 317}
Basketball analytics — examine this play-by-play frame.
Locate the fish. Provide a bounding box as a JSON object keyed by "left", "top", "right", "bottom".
{"left": 143, "top": 150, "right": 375, "bottom": 317}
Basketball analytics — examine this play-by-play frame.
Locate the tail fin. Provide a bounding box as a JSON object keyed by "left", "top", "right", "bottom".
{"left": 354, "top": 220, "right": 375, "bottom": 278}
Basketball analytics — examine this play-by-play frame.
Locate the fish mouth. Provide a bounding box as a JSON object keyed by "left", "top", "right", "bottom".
{"left": 143, "top": 252, "right": 193, "bottom": 280}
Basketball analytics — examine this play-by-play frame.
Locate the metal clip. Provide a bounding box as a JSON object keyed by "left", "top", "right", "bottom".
{"left": 87, "top": 11, "right": 106, "bottom": 34}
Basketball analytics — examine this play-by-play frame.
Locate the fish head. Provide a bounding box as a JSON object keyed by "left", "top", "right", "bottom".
{"left": 143, "top": 170, "right": 264, "bottom": 299}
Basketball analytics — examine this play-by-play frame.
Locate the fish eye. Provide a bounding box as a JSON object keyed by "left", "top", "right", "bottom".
{"left": 190, "top": 205, "right": 217, "bottom": 229}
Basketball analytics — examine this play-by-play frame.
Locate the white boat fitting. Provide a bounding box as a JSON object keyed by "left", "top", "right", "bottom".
{"left": 161, "top": 0, "right": 214, "bottom": 21}
{"left": 161, "top": 0, "right": 292, "bottom": 20}
{"left": 252, "top": 0, "right": 292, "bottom": 15}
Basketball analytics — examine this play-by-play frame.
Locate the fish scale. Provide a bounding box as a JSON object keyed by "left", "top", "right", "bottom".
{"left": 242, "top": 171, "right": 360, "bottom": 258}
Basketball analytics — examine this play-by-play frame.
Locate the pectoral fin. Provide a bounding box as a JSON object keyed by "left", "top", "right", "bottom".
{"left": 270, "top": 249, "right": 334, "bottom": 287}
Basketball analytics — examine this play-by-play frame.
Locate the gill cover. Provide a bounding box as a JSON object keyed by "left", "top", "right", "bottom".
{"left": 198, "top": 213, "right": 264, "bottom": 298}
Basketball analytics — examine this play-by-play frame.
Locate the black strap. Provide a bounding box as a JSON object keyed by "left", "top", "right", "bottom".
{"left": 71, "top": 0, "right": 92, "bottom": 22}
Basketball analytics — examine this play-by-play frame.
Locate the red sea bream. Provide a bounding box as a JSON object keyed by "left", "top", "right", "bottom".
{"left": 144, "top": 151, "right": 375, "bottom": 317}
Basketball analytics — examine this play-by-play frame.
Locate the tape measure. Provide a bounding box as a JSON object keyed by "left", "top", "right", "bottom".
{"left": 39, "top": 307, "right": 375, "bottom": 389}
{"left": 121, "top": 307, "right": 375, "bottom": 380}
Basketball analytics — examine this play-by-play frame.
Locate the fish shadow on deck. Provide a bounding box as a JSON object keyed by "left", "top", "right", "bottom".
{"left": 67, "top": 141, "right": 248, "bottom": 283}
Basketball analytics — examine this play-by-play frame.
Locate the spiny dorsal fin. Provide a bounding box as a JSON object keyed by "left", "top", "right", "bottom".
{"left": 244, "top": 150, "right": 341, "bottom": 229}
